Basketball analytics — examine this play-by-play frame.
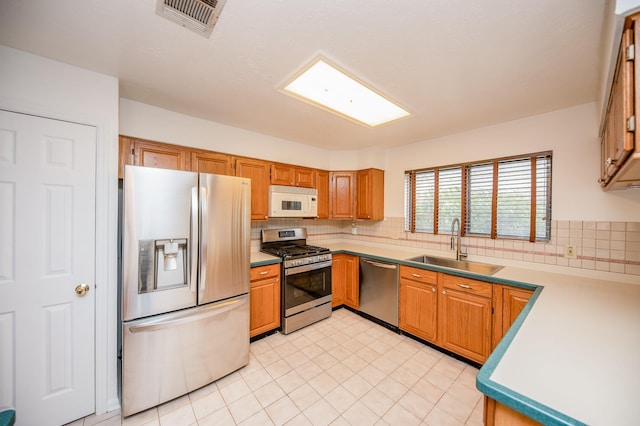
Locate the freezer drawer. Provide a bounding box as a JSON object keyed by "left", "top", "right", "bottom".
{"left": 121, "top": 295, "right": 250, "bottom": 417}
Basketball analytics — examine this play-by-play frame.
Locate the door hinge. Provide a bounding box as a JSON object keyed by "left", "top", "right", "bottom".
{"left": 627, "top": 44, "right": 635, "bottom": 61}
{"left": 627, "top": 115, "right": 636, "bottom": 132}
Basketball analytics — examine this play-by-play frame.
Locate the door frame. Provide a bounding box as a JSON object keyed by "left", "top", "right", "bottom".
{"left": 0, "top": 98, "right": 118, "bottom": 416}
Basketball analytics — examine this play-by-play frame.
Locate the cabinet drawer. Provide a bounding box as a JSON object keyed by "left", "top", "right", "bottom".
{"left": 400, "top": 265, "right": 438, "bottom": 285}
{"left": 250, "top": 264, "right": 280, "bottom": 282}
{"left": 440, "top": 273, "right": 492, "bottom": 298}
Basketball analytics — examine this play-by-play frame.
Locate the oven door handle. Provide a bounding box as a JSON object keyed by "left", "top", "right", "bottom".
{"left": 285, "top": 260, "right": 332, "bottom": 276}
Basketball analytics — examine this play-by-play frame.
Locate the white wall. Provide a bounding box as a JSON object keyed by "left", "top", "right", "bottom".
{"left": 384, "top": 102, "right": 640, "bottom": 221}
{"left": 0, "top": 45, "right": 120, "bottom": 414}
{"left": 120, "top": 99, "right": 334, "bottom": 170}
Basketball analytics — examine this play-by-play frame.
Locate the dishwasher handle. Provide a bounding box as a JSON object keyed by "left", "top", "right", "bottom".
{"left": 362, "top": 259, "right": 397, "bottom": 270}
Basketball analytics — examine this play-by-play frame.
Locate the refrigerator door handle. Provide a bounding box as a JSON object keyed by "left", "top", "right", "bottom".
{"left": 128, "top": 296, "right": 248, "bottom": 333}
{"left": 199, "top": 185, "right": 208, "bottom": 291}
{"left": 190, "top": 187, "right": 199, "bottom": 293}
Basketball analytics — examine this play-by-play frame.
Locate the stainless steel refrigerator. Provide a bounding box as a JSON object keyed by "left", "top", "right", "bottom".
{"left": 120, "top": 165, "right": 251, "bottom": 417}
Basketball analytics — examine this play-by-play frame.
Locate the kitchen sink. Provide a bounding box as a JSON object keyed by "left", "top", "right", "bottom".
{"left": 405, "top": 255, "right": 504, "bottom": 276}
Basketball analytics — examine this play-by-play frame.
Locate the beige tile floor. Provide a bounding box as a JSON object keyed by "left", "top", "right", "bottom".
{"left": 69, "top": 308, "right": 484, "bottom": 426}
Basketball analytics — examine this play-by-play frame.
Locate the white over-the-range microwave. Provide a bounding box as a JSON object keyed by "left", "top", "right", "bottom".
{"left": 269, "top": 185, "right": 318, "bottom": 218}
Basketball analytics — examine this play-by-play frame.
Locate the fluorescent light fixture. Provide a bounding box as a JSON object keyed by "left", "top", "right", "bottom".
{"left": 283, "top": 58, "right": 410, "bottom": 127}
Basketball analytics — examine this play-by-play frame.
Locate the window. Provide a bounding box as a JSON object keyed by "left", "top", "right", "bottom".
{"left": 405, "top": 152, "right": 552, "bottom": 242}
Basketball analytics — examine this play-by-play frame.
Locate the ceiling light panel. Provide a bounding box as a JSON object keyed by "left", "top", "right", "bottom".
{"left": 283, "top": 59, "right": 410, "bottom": 127}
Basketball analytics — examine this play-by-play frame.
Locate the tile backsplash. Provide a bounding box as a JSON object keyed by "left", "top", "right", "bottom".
{"left": 252, "top": 218, "right": 640, "bottom": 276}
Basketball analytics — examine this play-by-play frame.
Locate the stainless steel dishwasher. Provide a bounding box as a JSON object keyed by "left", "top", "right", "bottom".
{"left": 359, "top": 257, "right": 399, "bottom": 327}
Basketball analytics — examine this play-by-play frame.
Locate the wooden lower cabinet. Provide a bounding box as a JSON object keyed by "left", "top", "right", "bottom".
{"left": 484, "top": 397, "right": 542, "bottom": 426}
{"left": 250, "top": 264, "right": 280, "bottom": 337}
{"left": 399, "top": 266, "right": 438, "bottom": 343}
{"left": 492, "top": 285, "right": 534, "bottom": 349}
{"left": 332, "top": 254, "right": 359, "bottom": 309}
{"left": 438, "top": 274, "right": 492, "bottom": 364}
{"left": 331, "top": 255, "right": 345, "bottom": 307}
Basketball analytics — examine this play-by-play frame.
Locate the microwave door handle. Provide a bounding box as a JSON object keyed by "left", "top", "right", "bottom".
{"left": 190, "top": 187, "right": 198, "bottom": 293}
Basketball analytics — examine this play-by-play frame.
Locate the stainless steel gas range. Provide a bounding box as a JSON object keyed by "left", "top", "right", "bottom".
{"left": 261, "top": 228, "right": 332, "bottom": 334}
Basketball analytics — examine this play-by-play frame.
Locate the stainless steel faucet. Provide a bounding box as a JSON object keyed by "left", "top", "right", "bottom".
{"left": 450, "top": 218, "right": 467, "bottom": 261}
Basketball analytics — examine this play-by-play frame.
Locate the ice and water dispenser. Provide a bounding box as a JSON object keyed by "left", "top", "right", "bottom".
{"left": 138, "top": 238, "right": 188, "bottom": 293}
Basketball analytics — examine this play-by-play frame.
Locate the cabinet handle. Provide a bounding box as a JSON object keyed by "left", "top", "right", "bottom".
{"left": 442, "top": 290, "right": 447, "bottom": 295}
{"left": 458, "top": 284, "right": 472, "bottom": 289}
{"left": 605, "top": 157, "right": 617, "bottom": 167}
{"left": 412, "top": 273, "right": 421, "bottom": 278}
{"left": 260, "top": 271, "right": 268, "bottom": 275}
{"left": 431, "top": 287, "right": 435, "bottom": 292}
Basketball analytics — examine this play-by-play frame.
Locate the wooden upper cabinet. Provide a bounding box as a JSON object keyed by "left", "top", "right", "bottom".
{"left": 329, "top": 171, "right": 356, "bottom": 219}
{"left": 356, "top": 168, "right": 384, "bottom": 220}
{"left": 271, "top": 163, "right": 294, "bottom": 186}
{"left": 270, "top": 163, "right": 316, "bottom": 188}
{"left": 191, "top": 150, "right": 233, "bottom": 175}
{"left": 601, "top": 14, "right": 640, "bottom": 190}
{"left": 601, "top": 25, "right": 635, "bottom": 186}
{"left": 295, "top": 167, "right": 316, "bottom": 188}
{"left": 235, "top": 157, "right": 270, "bottom": 221}
{"left": 136, "top": 138, "right": 190, "bottom": 171}
{"left": 316, "top": 170, "right": 330, "bottom": 219}
{"left": 119, "top": 136, "right": 190, "bottom": 178}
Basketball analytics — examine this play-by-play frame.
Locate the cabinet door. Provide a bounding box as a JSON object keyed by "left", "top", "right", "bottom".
{"left": 316, "top": 170, "right": 330, "bottom": 219}
{"left": 438, "top": 287, "right": 492, "bottom": 364}
{"left": 343, "top": 254, "right": 359, "bottom": 309}
{"left": 235, "top": 157, "right": 270, "bottom": 221}
{"left": 271, "top": 163, "right": 294, "bottom": 186}
{"left": 295, "top": 167, "right": 316, "bottom": 188}
{"left": 399, "top": 279, "right": 437, "bottom": 343}
{"left": 484, "top": 397, "right": 543, "bottom": 426}
{"left": 250, "top": 265, "right": 280, "bottom": 337}
{"left": 134, "top": 139, "right": 190, "bottom": 171}
{"left": 356, "top": 168, "right": 384, "bottom": 220}
{"left": 502, "top": 287, "right": 533, "bottom": 334}
{"left": 331, "top": 254, "right": 346, "bottom": 307}
{"left": 330, "top": 171, "right": 356, "bottom": 219}
{"left": 492, "top": 285, "right": 533, "bottom": 350}
{"left": 192, "top": 150, "right": 233, "bottom": 175}
{"left": 601, "top": 27, "right": 635, "bottom": 185}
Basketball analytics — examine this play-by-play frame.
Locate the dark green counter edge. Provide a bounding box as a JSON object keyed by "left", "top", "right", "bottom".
{"left": 250, "top": 258, "right": 282, "bottom": 268}
{"left": 329, "top": 248, "right": 587, "bottom": 426}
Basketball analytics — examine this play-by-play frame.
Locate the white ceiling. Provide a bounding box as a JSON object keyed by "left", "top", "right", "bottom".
{"left": 0, "top": 0, "right": 609, "bottom": 150}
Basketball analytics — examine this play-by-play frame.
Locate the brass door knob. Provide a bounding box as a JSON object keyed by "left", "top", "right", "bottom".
{"left": 75, "top": 283, "right": 90, "bottom": 296}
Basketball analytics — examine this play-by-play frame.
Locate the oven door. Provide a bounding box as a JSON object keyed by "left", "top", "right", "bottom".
{"left": 283, "top": 261, "right": 332, "bottom": 317}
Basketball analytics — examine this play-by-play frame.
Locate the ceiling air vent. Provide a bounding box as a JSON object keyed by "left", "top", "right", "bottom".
{"left": 156, "top": 0, "right": 227, "bottom": 38}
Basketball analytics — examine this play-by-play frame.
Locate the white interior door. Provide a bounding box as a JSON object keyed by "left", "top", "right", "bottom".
{"left": 0, "top": 110, "right": 96, "bottom": 425}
